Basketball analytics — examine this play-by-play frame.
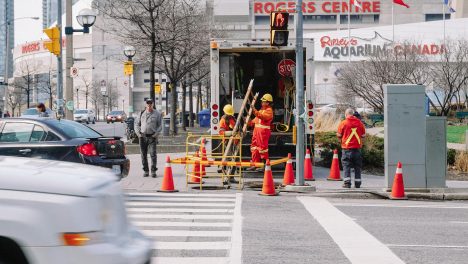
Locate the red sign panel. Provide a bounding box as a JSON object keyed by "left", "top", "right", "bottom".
{"left": 278, "top": 59, "right": 296, "bottom": 77}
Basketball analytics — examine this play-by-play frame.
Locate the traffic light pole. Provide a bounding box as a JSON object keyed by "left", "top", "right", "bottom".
{"left": 57, "top": 0, "right": 63, "bottom": 117}
{"left": 65, "top": 0, "right": 74, "bottom": 120}
{"left": 295, "top": 0, "right": 305, "bottom": 186}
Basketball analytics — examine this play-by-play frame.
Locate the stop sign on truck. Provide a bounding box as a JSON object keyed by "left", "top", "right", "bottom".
{"left": 278, "top": 59, "right": 296, "bottom": 77}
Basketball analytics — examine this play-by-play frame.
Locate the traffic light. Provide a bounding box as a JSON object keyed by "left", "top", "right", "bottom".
{"left": 306, "top": 100, "right": 314, "bottom": 134}
{"left": 43, "top": 26, "right": 60, "bottom": 56}
{"left": 270, "top": 11, "right": 289, "bottom": 46}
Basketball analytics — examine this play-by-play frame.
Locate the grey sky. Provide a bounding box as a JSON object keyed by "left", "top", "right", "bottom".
{"left": 14, "top": 0, "right": 43, "bottom": 45}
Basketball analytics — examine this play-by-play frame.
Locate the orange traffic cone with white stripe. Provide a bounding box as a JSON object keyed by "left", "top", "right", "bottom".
{"left": 158, "top": 156, "right": 179, "bottom": 193}
{"left": 200, "top": 138, "right": 209, "bottom": 167}
{"left": 304, "top": 148, "right": 315, "bottom": 181}
{"left": 259, "top": 160, "right": 278, "bottom": 196}
{"left": 327, "top": 149, "right": 342, "bottom": 181}
{"left": 282, "top": 153, "right": 295, "bottom": 186}
{"left": 390, "top": 161, "right": 407, "bottom": 200}
{"left": 188, "top": 151, "right": 204, "bottom": 184}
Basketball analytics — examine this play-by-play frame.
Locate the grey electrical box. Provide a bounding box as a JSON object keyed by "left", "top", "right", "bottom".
{"left": 426, "top": 117, "right": 447, "bottom": 188}
{"left": 384, "top": 85, "right": 426, "bottom": 188}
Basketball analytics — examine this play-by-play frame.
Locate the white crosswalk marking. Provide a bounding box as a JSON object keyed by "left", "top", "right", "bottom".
{"left": 125, "top": 192, "right": 242, "bottom": 264}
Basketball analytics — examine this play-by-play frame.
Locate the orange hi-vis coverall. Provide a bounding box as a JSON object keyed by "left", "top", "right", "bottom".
{"left": 250, "top": 105, "right": 273, "bottom": 162}
{"left": 219, "top": 115, "right": 236, "bottom": 135}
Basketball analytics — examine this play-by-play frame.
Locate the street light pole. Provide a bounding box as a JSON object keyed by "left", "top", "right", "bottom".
{"left": 123, "top": 46, "right": 136, "bottom": 116}
{"left": 57, "top": 0, "right": 64, "bottom": 117}
{"left": 65, "top": 0, "right": 74, "bottom": 120}
{"left": 295, "top": 0, "right": 305, "bottom": 186}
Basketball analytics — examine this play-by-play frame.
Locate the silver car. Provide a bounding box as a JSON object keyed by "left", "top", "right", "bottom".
{"left": 74, "top": 109, "right": 97, "bottom": 124}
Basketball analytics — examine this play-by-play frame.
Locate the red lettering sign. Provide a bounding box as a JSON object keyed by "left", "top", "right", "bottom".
{"left": 320, "top": 36, "right": 358, "bottom": 48}
{"left": 278, "top": 59, "right": 296, "bottom": 77}
{"left": 21, "top": 42, "right": 41, "bottom": 54}
{"left": 253, "top": 1, "right": 381, "bottom": 14}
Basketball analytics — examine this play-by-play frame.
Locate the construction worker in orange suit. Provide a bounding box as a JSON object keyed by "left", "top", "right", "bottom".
{"left": 247, "top": 93, "right": 274, "bottom": 171}
{"left": 337, "top": 108, "right": 366, "bottom": 188}
{"left": 219, "top": 104, "right": 236, "bottom": 136}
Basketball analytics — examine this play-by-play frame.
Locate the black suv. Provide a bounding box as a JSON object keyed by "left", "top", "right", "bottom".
{"left": 0, "top": 118, "right": 129, "bottom": 178}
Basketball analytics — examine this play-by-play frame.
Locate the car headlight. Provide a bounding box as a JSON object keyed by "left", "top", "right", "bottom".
{"left": 62, "top": 231, "right": 104, "bottom": 246}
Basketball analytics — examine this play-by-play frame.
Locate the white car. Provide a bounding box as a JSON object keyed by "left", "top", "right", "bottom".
{"left": 74, "top": 109, "right": 96, "bottom": 124}
{"left": 315, "top": 103, "right": 354, "bottom": 114}
{"left": 0, "top": 157, "right": 152, "bottom": 264}
{"left": 21, "top": 108, "right": 56, "bottom": 118}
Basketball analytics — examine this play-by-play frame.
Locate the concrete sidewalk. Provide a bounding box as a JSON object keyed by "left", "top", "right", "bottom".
{"left": 120, "top": 153, "right": 468, "bottom": 200}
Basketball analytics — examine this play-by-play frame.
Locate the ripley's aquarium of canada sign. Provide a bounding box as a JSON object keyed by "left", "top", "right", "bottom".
{"left": 316, "top": 32, "right": 447, "bottom": 62}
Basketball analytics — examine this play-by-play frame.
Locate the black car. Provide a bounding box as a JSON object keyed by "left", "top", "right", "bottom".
{"left": 0, "top": 118, "right": 129, "bottom": 178}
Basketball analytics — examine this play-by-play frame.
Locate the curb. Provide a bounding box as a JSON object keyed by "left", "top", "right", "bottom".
{"left": 301, "top": 190, "right": 468, "bottom": 200}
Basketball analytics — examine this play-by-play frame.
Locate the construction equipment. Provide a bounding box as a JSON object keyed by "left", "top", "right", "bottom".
{"left": 221, "top": 79, "right": 259, "bottom": 181}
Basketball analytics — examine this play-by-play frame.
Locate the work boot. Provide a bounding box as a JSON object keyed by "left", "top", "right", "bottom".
{"left": 355, "top": 182, "right": 361, "bottom": 188}
{"left": 143, "top": 171, "right": 149, "bottom": 177}
{"left": 151, "top": 171, "right": 157, "bottom": 178}
{"left": 342, "top": 182, "right": 351, "bottom": 188}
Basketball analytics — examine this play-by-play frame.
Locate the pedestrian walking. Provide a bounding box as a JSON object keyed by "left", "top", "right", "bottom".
{"left": 247, "top": 93, "right": 273, "bottom": 172}
{"left": 36, "top": 103, "right": 49, "bottom": 117}
{"left": 337, "top": 108, "right": 366, "bottom": 188}
{"left": 135, "top": 99, "right": 162, "bottom": 178}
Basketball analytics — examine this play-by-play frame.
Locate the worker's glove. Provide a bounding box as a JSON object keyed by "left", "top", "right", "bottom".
{"left": 224, "top": 131, "right": 233, "bottom": 137}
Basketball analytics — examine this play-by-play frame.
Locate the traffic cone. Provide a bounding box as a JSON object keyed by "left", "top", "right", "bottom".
{"left": 259, "top": 160, "right": 278, "bottom": 196}
{"left": 282, "top": 153, "right": 295, "bottom": 186}
{"left": 390, "top": 161, "right": 407, "bottom": 200}
{"left": 304, "top": 148, "right": 315, "bottom": 181}
{"left": 327, "top": 149, "right": 342, "bottom": 181}
{"left": 188, "top": 151, "right": 204, "bottom": 184}
{"left": 200, "top": 138, "right": 209, "bottom": 167}
{"left": 158, "top": 156, "right": 179, "bottom": 193}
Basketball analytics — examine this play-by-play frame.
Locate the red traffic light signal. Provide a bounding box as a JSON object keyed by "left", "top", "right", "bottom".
{"left": 270, "top": 11, "right": 289, "bottom": 46}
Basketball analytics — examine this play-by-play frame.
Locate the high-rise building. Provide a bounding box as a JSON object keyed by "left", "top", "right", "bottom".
{"left": 0, "top": 0, "right": 14, "bottom": 81}
{"left": 42, "top": 0, "right": 79, "bottom": 29}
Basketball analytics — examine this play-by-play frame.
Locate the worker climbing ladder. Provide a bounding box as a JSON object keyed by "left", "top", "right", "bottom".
{"left": 221, "top": 79, "right": 259, "bottom": 178}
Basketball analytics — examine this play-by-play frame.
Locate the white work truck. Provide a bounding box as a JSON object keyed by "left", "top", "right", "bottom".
{"left": 0, "top": 157, "right": 152, "bottom": 264}
{"left": 209, "top": 38, "right": 315, "bottom": 158}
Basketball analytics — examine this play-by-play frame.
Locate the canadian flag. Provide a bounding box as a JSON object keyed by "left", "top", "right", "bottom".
{"left": 350, "top": 0, "right": 362, "bottom": 9}
{"left": 393, "top": 0, "right": 410, "bottom": 8}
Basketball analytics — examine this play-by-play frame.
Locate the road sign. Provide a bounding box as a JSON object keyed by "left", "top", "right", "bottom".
{"left": 278, "top": 59, "right": 296, "bottom": 77}
{"left": 154, "top": 83, "right": 161, "bottom": 94}
{"left": 124, "top": 61, "right": 133, "bottom": 76}
{"left": 65, "top": 100, "right": 74, "bottom": 111}
{"left": 70, "top": 66, "right": 78, "bottom": 78}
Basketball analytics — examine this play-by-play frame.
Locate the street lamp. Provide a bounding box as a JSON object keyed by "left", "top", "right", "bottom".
{"left": 2, "top": 16, "right": 40, "bottom": 115}
{"left": 123, "top": 46, "right": 136, "bottom": 115}
{"left": 64, "top": 5, "right": 97, "bottom": 120}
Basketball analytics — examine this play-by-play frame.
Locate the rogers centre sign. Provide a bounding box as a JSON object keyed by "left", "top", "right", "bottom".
{"left": 254, "top": 1, "right": 381, "bottom": 14}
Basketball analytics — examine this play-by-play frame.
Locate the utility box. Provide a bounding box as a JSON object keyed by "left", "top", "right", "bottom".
{"left": 384, "top": 85, "right": 426, "bottom": 188}
{"left": 426, "top": 117, "right": 447, "bottom": 188}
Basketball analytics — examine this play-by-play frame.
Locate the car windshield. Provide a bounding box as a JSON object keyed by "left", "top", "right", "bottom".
{"left": 47, "top": 119, "right": 102, "bottom": 138}
{"left": 74, "top": 110, "right": 88, "bottom": 114}
{"left": 23, "top": 109, "right": 38, "bottom": 115}
{"left": 110, "top": 111, "right": 122, "bottom": 115}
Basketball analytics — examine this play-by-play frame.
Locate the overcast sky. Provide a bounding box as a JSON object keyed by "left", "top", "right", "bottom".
{"left": 14, "top": 0, "right": 44, "bottom": 45}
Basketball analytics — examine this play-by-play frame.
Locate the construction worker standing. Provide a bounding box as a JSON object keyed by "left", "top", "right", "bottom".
{"left": 337, "top": 108, "right": 366, "bottom": 188}
{"left": 248, "top": 93, "right": 273, "bottom": 171}
{"left": 219, "top": 104, "right": 236, "bottom": 136}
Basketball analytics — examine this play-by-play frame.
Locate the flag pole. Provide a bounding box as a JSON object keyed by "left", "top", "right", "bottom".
{"left": 348, "top": 0, "right": 351, "bottom": 62}
{"left": 443, "top": 1, "right": 446, "bottom": 47}
{"left": 392, "top": 2, "right": 395, "bottom": 43}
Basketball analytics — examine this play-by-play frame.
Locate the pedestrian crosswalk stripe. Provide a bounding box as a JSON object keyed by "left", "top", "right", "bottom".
{"left": 127, "top": 208, "right": 234, "bottom": 213}
{"left": 127, "top": 197, "right": 236, "bottom": 202}
{"left": 132, "top": 221, "right": 232, "bottom": 227}
{"left": 126, "top": 192, "right": 237, "bottom": 197}
{"left": 130, "top": 214, "right": 233, "bottom": 220}
{"left": 153, "top": 241, "right": 231, "bottom": 250}
{"left": 143, "top": 230, "right": 232, "bottom": 237}
{"left": 151, "top": 257, "right": 229, "bottom": 264}
{"left": 126, "top": 202, "right": 235, "bottom": 207}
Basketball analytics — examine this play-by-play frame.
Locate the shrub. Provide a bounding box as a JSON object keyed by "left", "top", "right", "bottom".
{"left": 455, "top": 151, "right": 468, "bottom": 172}
{"left": 315, "top": 131, "right": 384, "bottom": 170}
{"left": 314, "top": 112, "right": 342, "bottom": 132}
{"left": 447, "top": 148, "right": 456, "bottom": 165}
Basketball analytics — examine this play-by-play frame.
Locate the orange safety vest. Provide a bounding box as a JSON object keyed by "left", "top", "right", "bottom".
{"left": 219, "top": 115, "right": 236, "bottom": 135}
{"left": 337, "top": 116, "right": 366, "bottom": 149}
{"left": 251, "top": 106, "right": 273, "bottom": 157}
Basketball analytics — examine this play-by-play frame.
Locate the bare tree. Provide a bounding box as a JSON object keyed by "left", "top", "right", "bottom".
{"left": 78, "top": 75, "right": 93, "bottom": 109}
{"left": 95, "top": 0, "right": 166, "bottom": 106}
{"left": 90, "top": 81, "right": 105, "bottom": 120}
{"left": 429, "top": 39, "right": 468, "bottom": 116}
{"left": 11, "top": 60, "right": 40, "bottom": 108}
{"left": 336, "top": 41, "right": 430, "bottom": 113}
{"left": 6, "top": 89, "right": 24, "bottom": 117}
{"left": 38, "top": 68, "right": 56, "bottom": 109}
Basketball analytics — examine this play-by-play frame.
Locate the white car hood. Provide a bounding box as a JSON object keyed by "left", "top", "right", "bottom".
{"left": 0, "top": 157, "right": 117, "bottom": 197}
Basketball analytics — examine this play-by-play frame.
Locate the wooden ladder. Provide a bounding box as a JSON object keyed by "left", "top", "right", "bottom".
{"left": 221, "top": 79, "right": 258, "bottom": 175}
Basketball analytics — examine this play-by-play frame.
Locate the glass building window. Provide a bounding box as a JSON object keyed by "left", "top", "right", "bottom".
{"left": 340, "top": 14, "right": 379, "bottom": 24}
{"left": 425, "top": 14, "right": 450, "bottom": 22}
{"left": 144, "top": 79, "right": 150, "bottom": 83}
{"left": 304, "top": 15, "right": 336, "bottom": 24}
